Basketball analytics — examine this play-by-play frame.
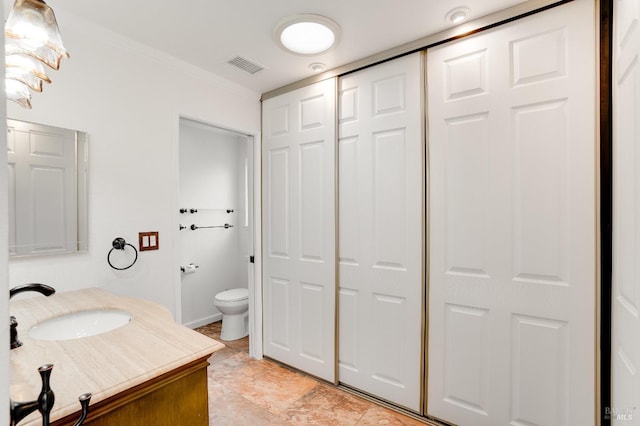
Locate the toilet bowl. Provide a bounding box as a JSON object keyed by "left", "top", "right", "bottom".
{"left": 214, "top": 288, "right": 249, "bottom": 341}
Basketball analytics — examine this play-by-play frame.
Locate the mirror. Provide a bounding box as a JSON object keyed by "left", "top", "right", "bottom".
{"left": 7, "top": 119, "right": 88, "bottom": 257}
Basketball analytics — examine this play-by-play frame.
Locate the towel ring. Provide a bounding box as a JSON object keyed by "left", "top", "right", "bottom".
{"left": 107, "top": 237, "right": 138, "bottom": 270}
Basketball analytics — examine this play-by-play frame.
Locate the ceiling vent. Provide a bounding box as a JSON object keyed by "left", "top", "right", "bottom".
{"left": 228, "top": 56, "right": 264, "bottom": 75}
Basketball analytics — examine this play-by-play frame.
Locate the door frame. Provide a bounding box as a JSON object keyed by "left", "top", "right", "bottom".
{"left": 172, "top": 114, "right": 264, "bottom": 359}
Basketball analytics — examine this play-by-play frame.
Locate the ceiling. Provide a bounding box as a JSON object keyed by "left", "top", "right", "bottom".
{"left": 48, "top": 0, "right": 528, "bottom": 95}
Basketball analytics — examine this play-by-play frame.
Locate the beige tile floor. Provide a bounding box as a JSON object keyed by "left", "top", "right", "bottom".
{"left": 196, "top": 322, "right": 427, "bottom": 425}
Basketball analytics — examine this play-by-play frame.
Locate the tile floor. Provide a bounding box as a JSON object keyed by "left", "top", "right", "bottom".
{"left": 195, "top": 322, "right": 428, "bottom": 425}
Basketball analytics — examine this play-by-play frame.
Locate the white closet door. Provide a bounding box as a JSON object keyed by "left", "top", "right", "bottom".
{"left": 262, "top": 79, "right": 336, "bottom": 381}
{"left": 338, "top": 53, "right": 423, "bottom": 411}
{"left": 427, "top": 2, "right": 596, "bottom": 425}
{"left": 612, "top": 0, "right": 640, "bottom": 423}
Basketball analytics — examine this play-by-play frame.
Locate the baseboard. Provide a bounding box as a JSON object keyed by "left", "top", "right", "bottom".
{"left": 183, "top": 313, "right": 222, "bottom": 329}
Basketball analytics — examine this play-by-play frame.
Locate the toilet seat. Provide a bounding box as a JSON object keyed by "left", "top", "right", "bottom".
{"left": 215, "top": 288, "right": 248, "bottom": 303}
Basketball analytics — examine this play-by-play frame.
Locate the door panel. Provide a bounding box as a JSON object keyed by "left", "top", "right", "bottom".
{"left": 262, "top": 79, "right": 336, "bottom": 382}
{"left": 338, "top": 53, "right": 423, "bottom": 412}
{"left": 612, "top": 0, "right": 640, "bottom": 423}
{"left": 7, "top": 120, "right": 77, "bottom": 256}
{"left": 427, "top": 2, "right": 596, "bottom": 425}
{"left": 267, "top": 148, "right": 290, "bottom": 257}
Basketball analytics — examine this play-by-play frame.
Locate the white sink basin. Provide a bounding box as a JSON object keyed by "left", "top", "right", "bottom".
{"left": 29, "top": 309, "right": 131, "bottom": 341}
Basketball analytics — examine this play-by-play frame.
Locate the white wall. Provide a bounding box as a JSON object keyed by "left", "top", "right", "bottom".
{"left": 5, "top": 5, "right": 261, "bottom": 318}
{"left": 179, "top": 120, "right": 250, "bottom": 327}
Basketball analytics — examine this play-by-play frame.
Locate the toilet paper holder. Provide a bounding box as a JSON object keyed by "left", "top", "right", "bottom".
{"left": 180, "top": 263, "right": 199, "bottom": 273}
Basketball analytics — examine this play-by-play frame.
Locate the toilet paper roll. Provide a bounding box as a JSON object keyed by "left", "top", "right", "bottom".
{"left": 182, "top": 264, "right": 198, "bottom": 274}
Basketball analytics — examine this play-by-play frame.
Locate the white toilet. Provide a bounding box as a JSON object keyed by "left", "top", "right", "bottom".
{"left": 214, "top": 288, "right": 249, "bottom": 341}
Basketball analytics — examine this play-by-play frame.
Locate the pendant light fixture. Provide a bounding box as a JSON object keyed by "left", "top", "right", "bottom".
{"left": 4, "top": 0, "right": 70, "bottom": 108}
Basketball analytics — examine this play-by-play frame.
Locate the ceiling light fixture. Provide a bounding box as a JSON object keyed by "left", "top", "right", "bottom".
{"left": 274, "top": 14, "right": 341, "bottom": 55}
{"left": 309, "top": 62, "right": 326, "bottom": 73}
{"left": 4, "top": 0, "right": 70, "bottom": 109}
{"left": 446, "top": 7, "right": 470, "bottom": 24}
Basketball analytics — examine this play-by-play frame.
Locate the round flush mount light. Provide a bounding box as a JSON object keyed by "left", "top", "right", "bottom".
{"left": 274, "top": 14, "right": 341, "bottom": 55}
{"left": 446, "top": 7, "right": 470, "bottom": 24}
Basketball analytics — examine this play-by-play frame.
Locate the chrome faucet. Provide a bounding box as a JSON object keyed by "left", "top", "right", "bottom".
{"left": 10, "top": 363, "right": 92, "bottom": 426}
{"left": 9, "top": 283, "right": 56, "bottom": 350}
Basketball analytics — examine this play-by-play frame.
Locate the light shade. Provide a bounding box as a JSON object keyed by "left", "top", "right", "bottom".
{"left": 6, "top": 37, "right": 64, "bottom": 70}
{"left": 5, "top": 0, "right": 69, "bottom": 60}
{"left": 274, "top": 14, "right": 340, "bottom": 55}
{"left": 5, "top": 79, "right": 32, "bottom": 108}
{"left": 5, "top": 0, "right": 70, "bottom": 108}
{"left": 6, "top": 54, "right": 51, "bottom": 91}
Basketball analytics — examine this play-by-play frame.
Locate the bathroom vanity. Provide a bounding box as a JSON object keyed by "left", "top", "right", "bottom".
{"left": 9, "top": 288, "right": 224, "bottom": 425}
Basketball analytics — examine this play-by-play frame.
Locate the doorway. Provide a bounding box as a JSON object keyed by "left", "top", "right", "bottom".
{"left": 177, "top": 117, "right": 255, "bottom": 340}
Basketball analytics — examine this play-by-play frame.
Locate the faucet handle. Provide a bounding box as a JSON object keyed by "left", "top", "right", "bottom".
{"left": 9, "top": 364, "right": 91, "bottom": 426}
{"left": 10, "top": 316, "right": 22, "bottom": 349}
{"left": 37, "top": 364, "right": 55, "bottom": 424}
{"left": 9, "top": 363, "right": 55, "bottom": 426}
{"left": 72, "top": 393, "right": 92, "bottom": 426}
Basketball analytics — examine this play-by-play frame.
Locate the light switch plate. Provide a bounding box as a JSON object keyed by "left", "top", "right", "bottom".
{"left": 139, "top": 231, "right": 159, "bottom": 251}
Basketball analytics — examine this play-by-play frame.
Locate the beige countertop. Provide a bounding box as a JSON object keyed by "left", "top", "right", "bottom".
{"left": 9, "top": 288, "right": 224, "bottom": 425}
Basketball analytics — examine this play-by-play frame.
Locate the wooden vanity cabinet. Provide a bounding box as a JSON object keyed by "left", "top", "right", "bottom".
{"left": 52, "top": 356, "right": 211, "bottom": 426}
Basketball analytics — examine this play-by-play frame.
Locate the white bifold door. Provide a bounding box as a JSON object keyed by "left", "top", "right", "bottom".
{"left": 427, "top": 1, "right": 596, "bottom": 425}
{"left": 612, "top": 0, "right": 640, "bottom": 422}
{"left": 338, "top": 53, "right": 423, "bottom": 412}
{"left": 262, "top": 79, "right": 336, "bottom": 382}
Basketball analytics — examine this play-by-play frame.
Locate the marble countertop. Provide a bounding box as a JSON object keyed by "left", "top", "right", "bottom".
{"left": 9, "top": 288, "right": 224, "bottom": 425}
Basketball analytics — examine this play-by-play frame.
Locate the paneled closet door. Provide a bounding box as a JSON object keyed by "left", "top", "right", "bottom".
{"left": 612, "top": 0, "right": 640, "bottom": 421}
{"left": 427, "top": 1, "right": 596, "bottom": 425}
{"left": 262, "top": 79, "right": 336, "bottom": 382}
{"left": 338, "top": 53, "right": 423, "bottom": 412}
